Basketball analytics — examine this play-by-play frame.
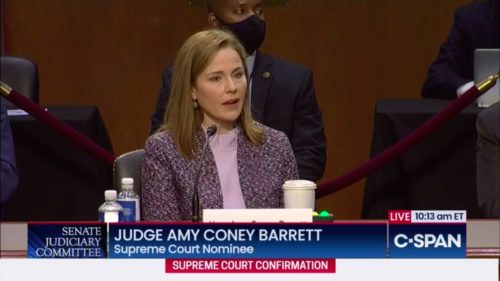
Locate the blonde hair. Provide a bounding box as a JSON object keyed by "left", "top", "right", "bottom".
{"left": 159, "top": 29, "right": 263, "bottom": 158}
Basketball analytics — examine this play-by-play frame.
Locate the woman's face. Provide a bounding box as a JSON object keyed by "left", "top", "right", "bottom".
{"left": 192, "top": 47, "right": 247, "bottom": 133}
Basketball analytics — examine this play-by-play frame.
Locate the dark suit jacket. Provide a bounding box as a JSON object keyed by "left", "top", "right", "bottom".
{"left": 150, "top": 51, "right": 326, "bottom": 182}
{"left": 421, "top": 0, "right": 500, "bottom": 99}
{"left": 476, "top": 102, "right": 500, "bottom": 218}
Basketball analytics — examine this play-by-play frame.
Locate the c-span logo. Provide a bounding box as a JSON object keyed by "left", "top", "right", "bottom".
{"left": 387, "top": 210, "right": 466, "bottom": 258}
{"left": 393, "top": 233, "right": 461, "bottom": 249}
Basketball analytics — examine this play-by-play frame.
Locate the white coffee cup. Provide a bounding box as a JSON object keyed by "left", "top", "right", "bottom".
{"left": 282, "top": 180, "right": 317, "bottom": 209}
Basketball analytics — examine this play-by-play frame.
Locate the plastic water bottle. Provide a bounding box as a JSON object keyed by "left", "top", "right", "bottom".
{"left": 117, "top": 178, "right": 140, "bottom": 222}
{"left": 98, "top": 190, "right": 123, "bottom": 222}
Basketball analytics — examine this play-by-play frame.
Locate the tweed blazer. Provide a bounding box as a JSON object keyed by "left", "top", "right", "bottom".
{"left": 141, "top": 125, "right": 299, "bottom": 221}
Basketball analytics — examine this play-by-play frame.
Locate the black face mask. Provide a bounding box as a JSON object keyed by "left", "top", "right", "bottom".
{"left": 217, "top": 15, "right": 266, "bottom": 54}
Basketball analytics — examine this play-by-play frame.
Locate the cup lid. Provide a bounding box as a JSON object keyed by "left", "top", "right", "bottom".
{"left": 282, "top": 179, "right": 317, "bottom": 189}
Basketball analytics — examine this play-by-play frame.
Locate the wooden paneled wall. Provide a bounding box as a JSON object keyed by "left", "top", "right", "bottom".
{"left": 2, "top": 0, "right": 470, "bottom": 219}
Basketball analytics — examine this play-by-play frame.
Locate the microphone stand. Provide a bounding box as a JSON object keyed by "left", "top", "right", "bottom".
{"left": 192, "top": 125, "right": 217, "bottom": 222}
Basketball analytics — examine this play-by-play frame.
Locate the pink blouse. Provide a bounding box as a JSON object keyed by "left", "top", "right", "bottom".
{"left": 209, "top": 128, "right": 246, "bottom": 209}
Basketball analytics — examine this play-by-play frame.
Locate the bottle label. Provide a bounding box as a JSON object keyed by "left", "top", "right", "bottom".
{"left": 99, "top": 211, "right": 120, "bottom": 223}
{"left": 117, "top": 199, "right": 137, "bottom": 222}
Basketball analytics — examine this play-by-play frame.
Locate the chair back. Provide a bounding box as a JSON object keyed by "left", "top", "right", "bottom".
{"left": 113, "top": 149, "right": 144, "bottom": 194}
{"left": 0, "top": 56, "right": 39, "bottom": 103}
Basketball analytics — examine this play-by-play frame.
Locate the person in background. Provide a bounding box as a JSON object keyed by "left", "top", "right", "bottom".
{"left": 1, "top": 98, "right": 19, "bottom": 205}
{"left": 142, "top": 29, "right": 298, "bottom": 221}
{"left": 150, "top": 0, "right": 326, "bottom": 182}
{"left": 476, "top": 102, "right": 500, "bottom": 218}
{"left": 421, "top": 0, "right": 499, "bottom": 99}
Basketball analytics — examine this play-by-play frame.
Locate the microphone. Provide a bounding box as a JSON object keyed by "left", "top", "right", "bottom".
{"left": 192, "top": 125, "right": 217, "bottom": 222}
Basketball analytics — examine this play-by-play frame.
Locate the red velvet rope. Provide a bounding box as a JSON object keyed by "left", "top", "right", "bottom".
{"left": 5, "top": 89, "right": 116, "bottom": 166}
{"left": 2, "top": 83, "right": 486, "bottom": 194}
{"left": 316, "top": 86, "right": 482, "bottom": 198}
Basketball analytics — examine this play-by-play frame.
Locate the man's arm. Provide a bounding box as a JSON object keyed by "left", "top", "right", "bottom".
{"left": 1, "top": 99, "right": 19, "bottom": 205}
{"left": 476, "top": 103, "right": 500, "bottom": 218}
{"left": 421, "top": 6, "right": 472, "bottom": 100}
{"left": 150, "top": 68, "right": 173, "bottom": 134}
{"left": 291, "top": 70, "right": 326, "bottom": 182}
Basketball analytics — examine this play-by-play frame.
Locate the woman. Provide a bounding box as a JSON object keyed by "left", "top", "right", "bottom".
{"left": 142, "top": 29, "right": 298, "bottom": 221}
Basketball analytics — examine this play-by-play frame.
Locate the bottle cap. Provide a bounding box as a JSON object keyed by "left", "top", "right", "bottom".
{"left": 121, "top": 178, "right": 134, "bottom": 191}
{"left": 122, "top": 178, "right": 134, "bottom": 185}
{"left": 104, "top": 190, "right": 117, "bottom": 200}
